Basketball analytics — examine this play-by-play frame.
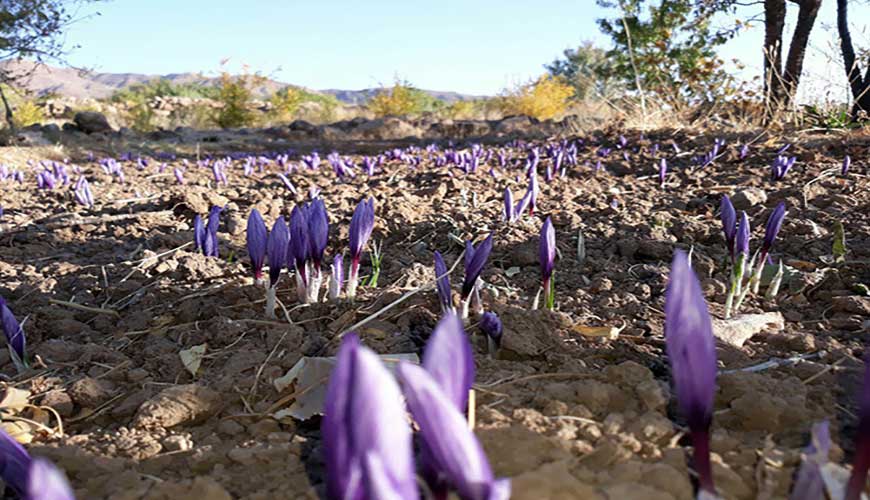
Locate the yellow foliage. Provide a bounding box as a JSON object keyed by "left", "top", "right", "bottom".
{"left": 13, "top": 100, "right": 45, "bottom": 127}
{"left": 500, "top": 75, "right": 575, "bottom": 120}
{"left": 214, "top": 72, "right": 261, "bottom": 129}
{"left": 367, "top": 82, "right": 438, "bottom": 117}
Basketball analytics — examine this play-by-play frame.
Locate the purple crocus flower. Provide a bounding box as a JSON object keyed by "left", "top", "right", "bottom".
{"left": 434, "top": 251, "right": 453, "bottom": 313}
{"left": 540, "top": 216, "right": 556, "bottom": 283}
{"left": 736, "top": 211, "right": 750, "bottom": 260}
{"left": 0, "top": 426, "right": 32, "bottom": 497}
{"left": 790, "top": 421, "right": 829, "bottom": 500}
{"left": 739, "top": 144, "right": 750, "bottom": 160}
{"left": 539, "top": 217, "right": 556, "bottom": 310}
{"left": 347, "top": 198, "right": 375, "bottom": 300}
{"left": 842, "top": 155, "right": 851, "bottom": 176}
{"left": 502, "top": 188, "right": 514, "bottom": 223}
{"left": 322, "top": 334, "right": 418, "bottom": 500}
{"left": 289, "top": 204, "right": 310, "bottom": 286}
{"left": 203, "top": 206, "right": 222, "bottom": 258}
{"left": 307, "top": 199, "right": 329, "bottom": 271}
{"left": 422, "top": 312, "right": 473, "bottom": 412}
{"left": 846, "top": 354, "right": 870, "bottom": 500}
{"left": 0, "top": 296, "right": 26, "bottom": 367}
{"left": 480, "top": 311, "right": 503, "bottom": 355}
{"left": 720, "top": 196, "right": 737, "bottom": 260}
{"left": 267, "top": 217, "right": 289, "bottom": 288}
{"left": 246, "top": 209, "right": 268, "bottom": 281}
{"left": 329, "top": 255, "right": 343, "bottom": 300}
{"left": 460, "top": 235, "right": 492, "bottom": 303}
{"left": 173, "top": 167, "right": 185, "bottom": 185}
{"left": 27, "top": 458, "right": 76, "bottom": 500}
{"left": 665, "top": 250, "right": 717, "bottom": 496}
{"left": 760, "top": 202, "right": 786, "bottom": 256}
{"left": 657, "top": 159, "right": 668, "bottom": 188}
{"left": 397, "top": 362, "right": 511, "bottom": 500}
{"left": 193, "top": 215, "right": 206, "bottom": 253}
{"left": 277, "top": 173, "right": 297, "bottom": 194}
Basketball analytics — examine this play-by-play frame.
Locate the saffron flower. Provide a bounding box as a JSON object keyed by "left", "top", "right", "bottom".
{"left": 503, "top": 188, "right": 514, "bottom": 223}
{"left": 658, "top": 158, "right": 667, "bottom": 188}
{"left": 724, "top": 211, "right": 750, "bottom": 318}
{"left": 0, "top": 296, "right": 26, "bottom": 369}
{"left": 790, "top": 421, "right": 829, "bottom": 500}
{"left": 289, "top": 204, "right": 311, "bottom": 302}
{"left": 479, "top": 311, "right": 503, "bottom": 357}
{"left": 749, "top": 202, "right": 787, "bottom": 295}
{"left": 193, "top": 215, "right": 205, "bottom": 252}
{"left": 665, "top": 250, "right": 717, "bottom": 497}
{"left": 843, "top": 155, "right": 851, "bottom": 176}
{"left": 27, "top": 458, "right": 76, "bottom": 500}
{"left": 720, "top": 195, "right": 737, "bottom": 261}
{"left": 328, "top": 255, "right": 343, "bottom": 301}
{"left": 846, "top": 353, "right": 870, "bottom": 500}
{"left": 347, "top": 198, "right": 375, "bottom": 301}
{"left": 307, "top": 199, "right": 329, "bottom": 302}
{"left": 422, "top": 312, "right": 473, "bottom": 412}
{"left": 246, "top": 209, "right": 267, "bottom": 282}
{"left": 265, "top": 216, "right": 290, "bottom": 318}
{"left": 434, "top": 251, "right": 453, "bottom": 313}
{"left": 460, "top": 234, "right": 493, "bottom": 319}
{"left": 397, "top": 362, "right": 511, "bottom": 500}
{"left": 0, "top": 426, "right": 32, "bottom": 497}
{"left": 322, "top": 334, "right": 418, "bottom": 500}
{"left": 540, "top": 217, "right": 556, "bottom": 310}
{"left": 203, "top": 206, "right": 222, "bottom": 258}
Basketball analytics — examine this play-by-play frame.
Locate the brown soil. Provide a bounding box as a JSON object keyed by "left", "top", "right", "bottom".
{"left": 1, "top": 128, "right": 869, "bottom": 499}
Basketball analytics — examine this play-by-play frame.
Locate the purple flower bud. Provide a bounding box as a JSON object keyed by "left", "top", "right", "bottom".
{"left": 193, "top": 215, "right": 206, "bottom": 252}
{"left": 174, "top": 167, "right": 185, "bottom": 185}
{"left": 739, "top": 144, "right": 750, "bottom": 160}
{"left": 790, "top": 421, "right": 829, "bottom": 500}
{"left": 540, "top": 217, "right": 556, "bottom": 282}
{"left": 846, "top": 354, "right": 870, "bottom": 500}
{"left": 203, "top": 206, "right": 222, "bottom": 258}
{"left": 461, "top": 234, "right": 493, "bottom": 300}
{"left": 289, "top": 204, "right": 310, "bottom": 279}
{"left": 0, "top": 426, "right": 31, "bottom": 497}
{"left": 0, "top": 296, "right": 26, "bottom": 366}
{"left": 423, "top": 312, "right": 473, "bottom": 412}
{"left": 761, "top": 202, "right": 786, "bottom": 256}
{"left": 665, "top": 250, "right": 717, "bottom": 495}
{"left": 246, "top": 209, "right": 268, "bottom": 281}
{"left": 277, "top": 173, "right": 297, "bottom": 194}
{"left": 397, "top": 362, "right": 511, "bottom": 500}
{"left": 329, "top": 255, "right": 343, "bottom": 299}
{"left": 720, "top": 196, "right": 737, "bottom": 260}
{"left": 843, "top": 155, "right": 851, "bottom": 176}
{"left": 28, "top": 458, "right": 75, "bottom": 500}
{"left": 322, "top": 335, "right": 418, "bottom": 500}
{"left": 479, "top": 311, "right": 503, "bottom": 348}
{"left": 434, "top": 251, "right": 452, "bottom": 313}
{"left": 736, "top": 211, "right": 750, "bottom": 259}
{"left": 503, "top": 188, "right": 513, "bottom": 223}
{"left": 267, "top": 217, "right": 289, "bottom": 287}
{"left": 658, "top": 158, "right": 667, "bottom": 188}
{"left": 349, "top": 198, "right": 375, "bottom": 263}
{"left": 307, "top": 199, "right": 329, "bottom": 270}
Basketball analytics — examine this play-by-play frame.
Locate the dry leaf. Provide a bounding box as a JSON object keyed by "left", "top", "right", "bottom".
{"left": 1, "top": 421, "right": 34, "bottom": 444}
{"left": 0, "top": 387, "right": 31, "bottom": 412}
{"left": 272, "top": 353, "right": 419, "bottom": 420}
{"left": 179, "top": 344, "right": 207, "bottom": 377}
{"left": 572, "top": 325, "right": 622, "bottom": 340}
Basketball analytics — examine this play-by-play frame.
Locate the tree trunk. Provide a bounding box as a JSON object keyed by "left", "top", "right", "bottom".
{"left": 0, "top": 84, "right": 15, "bottom": 133}
{"left": 837, "top": 0, "right": 870, "bottom": 121}
{"left": 763, "top": 0, "right": 787, "bottom": 112}
{"left": 780, "top": 0, "right": 822, "bottom": 108}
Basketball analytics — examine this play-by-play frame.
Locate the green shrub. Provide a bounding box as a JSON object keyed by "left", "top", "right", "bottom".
{"left": 367, "top": 80, "right": 442, "bottom": 117}
{"left": 268, "top": 86, "right": 340, "bottom": 123}
{"left": 213, "top": 72, "right": 259, "bottom": 129}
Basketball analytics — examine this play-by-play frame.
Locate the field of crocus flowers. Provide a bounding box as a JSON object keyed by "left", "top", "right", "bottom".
{"left": 0, "top": 127, "right": 869, "bottom": 499}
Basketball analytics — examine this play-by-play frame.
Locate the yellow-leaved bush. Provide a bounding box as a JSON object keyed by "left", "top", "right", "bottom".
{"left": 499, "top": 75, "right": 575, "bottom": 121}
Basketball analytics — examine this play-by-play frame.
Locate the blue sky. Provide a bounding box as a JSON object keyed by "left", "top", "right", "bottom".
{"left": 64, "top": 0, "right": 869, "bottom": 99}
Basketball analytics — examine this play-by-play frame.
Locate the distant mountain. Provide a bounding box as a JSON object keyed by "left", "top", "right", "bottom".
{"left": 0, "top": 60, "right": 483, "bottom": 104}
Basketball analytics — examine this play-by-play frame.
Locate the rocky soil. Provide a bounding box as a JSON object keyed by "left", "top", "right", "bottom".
{"left": 0, "top": 128, "right": 869, "bottom": 499}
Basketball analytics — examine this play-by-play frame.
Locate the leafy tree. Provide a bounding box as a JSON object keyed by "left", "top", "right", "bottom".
{"left": 268, "top": 86, "right": 340, "bottom": 123}
{"left": 367, "top": 80, "right": 442, "bottom": 117}
{"left": 544, "top": 42, "right": 622, "bottom": 100}
{"left": 213, "top": 71, "right": 260, "bottom": 129}
{"left": 594, "top": 0, "right": 740, "bottom": 104}
{"left": 499, "top": 75, "right": 575, "bottom": 120}
{"left": 0, "top": 0, "right": 100, "bottom": 130}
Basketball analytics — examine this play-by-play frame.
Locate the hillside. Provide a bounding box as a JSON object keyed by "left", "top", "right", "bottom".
{"left": 0, "top": 60, "right": 482, "bottom": 104}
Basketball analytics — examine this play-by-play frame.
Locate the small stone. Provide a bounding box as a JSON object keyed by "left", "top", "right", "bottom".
{"left": 161, "top": 434, "right": 193, "bottom": 452}
{"left": 132, "top": 384, "right": 221, "bottom": 429}
{"left": 831, "top": 296, "right": 870, "bottom": 316}
{"left": 248, "top": 418, "right": 281, "bottom": 437}
{"left": 731, "top": 188, "right": 767, "bottom": 210}
{"left": 217, "top": 419, "right": 245, "bottom": 436}
{"left": 40, "top": 390, "right": 74, "bottom": 417}
{"left": 69, "top": 377, "right": 115, "bottom": 408}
